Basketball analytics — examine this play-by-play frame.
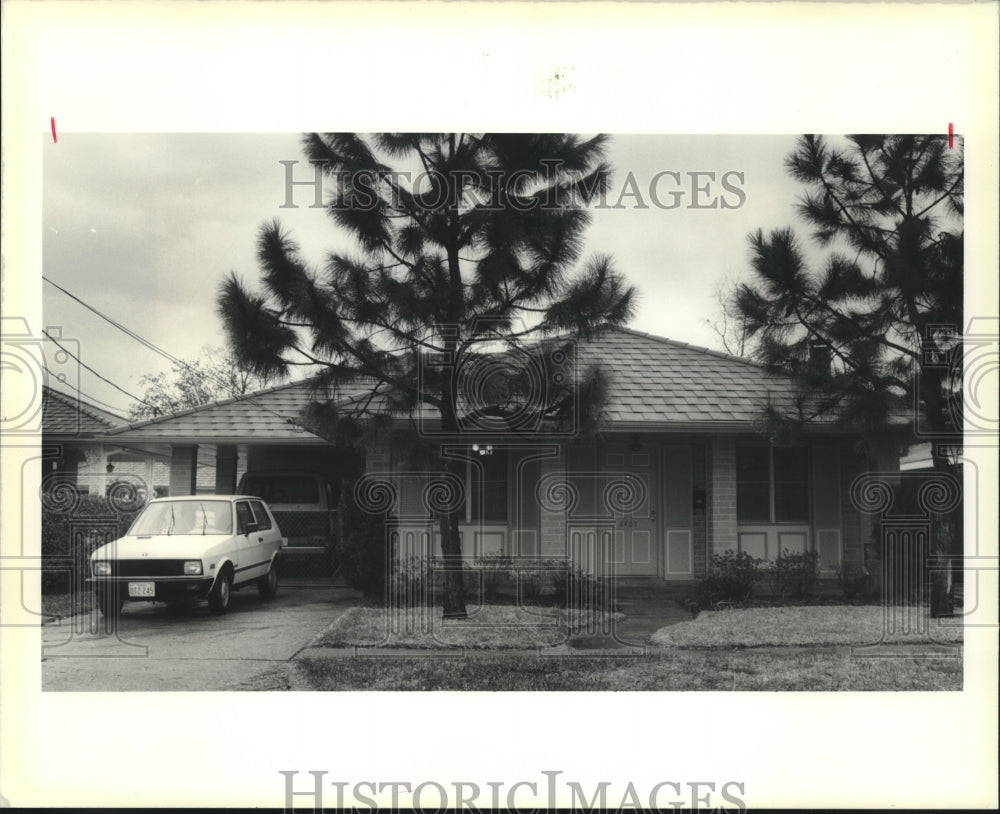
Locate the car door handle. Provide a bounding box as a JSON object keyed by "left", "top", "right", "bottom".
{"left": 257, "top": 537, "right": 263, "bottom": 542}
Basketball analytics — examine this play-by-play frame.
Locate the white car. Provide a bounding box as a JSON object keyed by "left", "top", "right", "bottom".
{"left": 88, "top": 495, "right": 286, "bottom": 617}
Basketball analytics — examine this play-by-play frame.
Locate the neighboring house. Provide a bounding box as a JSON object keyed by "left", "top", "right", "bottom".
{"left": 901, "top": 442, "right": 935, "bottom": 471}
{"left": 42, "top": 385, "right": 130, "bottom": 495}
{"left": 104, "top": 328, "right": 904, "bottom": 581}
{"left": 41, "top": 385, "right": 215, "bottom": 498}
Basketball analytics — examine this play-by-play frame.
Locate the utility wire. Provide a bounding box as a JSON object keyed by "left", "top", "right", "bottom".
{"left": 46, "top": 377, "right": 129, "bottom": 419}
{"left": 43, "top": 276, "right": 314, "bottom": 428}
{"left": 42, "top": 330, "right": 163, "bottom": 415}
{"left": 43, "top": 275, "right": 187, "bottom": 367}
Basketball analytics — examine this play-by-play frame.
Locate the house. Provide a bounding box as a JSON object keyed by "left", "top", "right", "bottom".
{"left": 41, "top": 385, "right": 213, "bottom": 499}
{"left": 102, "top": 328, "right": 903, "bottom": 581}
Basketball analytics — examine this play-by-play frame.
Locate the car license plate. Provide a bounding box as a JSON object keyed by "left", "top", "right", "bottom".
{"left": 128, "top": 582, "right": 155, "bottom": 598}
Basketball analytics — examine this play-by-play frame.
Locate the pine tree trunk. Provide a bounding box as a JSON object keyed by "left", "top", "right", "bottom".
{"left": 921, "top": 361, "right": 958, "bottom": 618}
{"left": 929, "top": 452, "right": 956, "bottom": 618}
{"left": 439, "top": 456, "right": 467, "bottom": 619}
{"left": 439, "top": 507, "right": 467, "bottom": 619}
{"left": 440, "top": 199, "right": 468, "bottom": 620}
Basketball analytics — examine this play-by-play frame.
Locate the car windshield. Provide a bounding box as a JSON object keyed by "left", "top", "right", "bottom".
{"left": 129, "top": 500, "right": 233, "bottom": 536}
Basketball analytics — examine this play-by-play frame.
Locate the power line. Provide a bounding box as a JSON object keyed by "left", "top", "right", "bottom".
{"left": 46, "top": 377, "right": 129, "bottom": 418}
{"left": 41, "top": 330, "right": 163, "bottom": 415}
{"left": 44, "top": 274, "right": 264, "bottom": 396}
{"left": 43, "top": 276, "right": 309, "bottom": 428}
{"left": 43, "top": 275, "right": 187, "bottom": 367}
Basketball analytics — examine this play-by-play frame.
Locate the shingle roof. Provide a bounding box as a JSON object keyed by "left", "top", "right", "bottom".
{"left": 106, "top": 327, "right": 836, "bottom": 442}
{"left": 577, "top": 327, "right": 807, "bottom": 427}
{"left": 107, "top": 377, "right": 377, "bottom": 442}
{"left": 42, "top": 386, "right": 128, "bottom": 435}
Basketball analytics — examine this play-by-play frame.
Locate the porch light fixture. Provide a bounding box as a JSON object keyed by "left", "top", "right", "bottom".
{"left": 472, "top": 443, "right": 493, "bottom": 456}
{"left": 106, "top": 463, "right": 115, "bottom": 474}
{"left": 630, "top": 436, "right": 642, "bottom": 452}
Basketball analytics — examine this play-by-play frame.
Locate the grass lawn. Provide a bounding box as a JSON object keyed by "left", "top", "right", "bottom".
{"left": 312, "top": 604, "right": 624, "bottom": 649}
{"left": 293, "top": 601, "right": 962, "bottom": 690}
{"left": 651, "top": 605, "right": 964, "bottom": 648}
{"left": 40, "top": 590, "right": 95, "bottom": 621}
{"left": 295, "top": 649, "right": 961, "bottom": 691}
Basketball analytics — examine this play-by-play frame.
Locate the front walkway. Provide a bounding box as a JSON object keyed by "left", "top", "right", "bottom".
{"left": 42, "top": 585, "right": 362, "bottom": 691}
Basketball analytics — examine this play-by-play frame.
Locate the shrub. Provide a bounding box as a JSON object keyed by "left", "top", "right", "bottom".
{"left": 769, "top": 549, "right": 820, "bottom": 600}
{"left": 41, "top": 491, "right": 141, "bottom": 594}
{"left": 471, "top": 553, "right": 514, "bottom": 600}
{"left": 697, "top": 550, "right": 761, "bottom": 608}
{"left": 837, "top": 560, "right": 875, "bottom": 601}
{"left": 516, "top": 559, "right": 608, "bottom": 610}
{"left": 336, "top": 483, "right": 389, "bottom": 599}
{"left": 382, "top": 555, "right": 610, "bottom": 610}
{"left": 513, "top": 559, "right": 567, "bottom": 605}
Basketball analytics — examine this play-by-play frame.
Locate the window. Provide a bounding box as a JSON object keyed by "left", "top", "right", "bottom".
{"left": 236, "top": 501, "right": 252, "bottom": 535}
{"left": 736, "top": 447, "right": 770, "bottom": 523}
{"left": 250, "top": 500, "right": 273, "bottom": 530}
{"left": 129, "top": 500, "right": 233, "bottom": 536}
{"left": 737, "top": 446, "right": 809, "bottom": 524}
{"left": 469, "top": 450, "right": 508, "bottom": 523}
{"left": 772, "top": 447, "right": 809, "bottom": 522}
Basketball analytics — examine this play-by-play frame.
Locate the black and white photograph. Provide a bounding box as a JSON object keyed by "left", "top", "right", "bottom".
{"left": 2, "top": 1, "right": 997, "bottom": 810}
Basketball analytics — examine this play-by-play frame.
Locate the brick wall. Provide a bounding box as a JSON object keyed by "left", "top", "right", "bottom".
{"left": 708, "top": 435, "right": 737, "bottom": 556}
{"left": 168, "top": 445, "right": 198, "bottom": 496}
{"left": 538, "top": 451, "right": 567, "bottom": 557}
{"left": 692, "top": 442, "right": 708, "bottom": 576}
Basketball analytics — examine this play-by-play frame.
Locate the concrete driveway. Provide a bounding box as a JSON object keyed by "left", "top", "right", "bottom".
{"left": 41, "top": 584, "right": 360, "bottom": 691}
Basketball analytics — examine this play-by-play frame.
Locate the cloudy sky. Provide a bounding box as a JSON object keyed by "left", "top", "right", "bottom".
{"left": 42, "top": 132, "right": 808, "bottom": 415}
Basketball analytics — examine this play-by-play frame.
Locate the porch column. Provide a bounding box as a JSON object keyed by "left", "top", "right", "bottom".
{"left": 94, "top": 444, "right": 110, "bottom": 495}
{"left": 143, "top": 456, "right": 155, "bottom": 499}
{"left": 708, "top": 436, "right": 737, "bottom": 555}
{"left": 169, "top": 445, "right": 198, "bottom": 496}
{"left": 215, "top": 444, "right": 238, "bottom": 494}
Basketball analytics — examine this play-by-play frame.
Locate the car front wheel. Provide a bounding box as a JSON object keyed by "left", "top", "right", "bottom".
{"left": 208, "top": 570, "right": 232, "bottom": 614}
{"left": 258, "top": 562, "right": 278, "bottom": 600}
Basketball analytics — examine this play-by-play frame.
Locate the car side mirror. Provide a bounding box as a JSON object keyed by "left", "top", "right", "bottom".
{"left": 246, "top": 521, "right": 259, "bottom": 535}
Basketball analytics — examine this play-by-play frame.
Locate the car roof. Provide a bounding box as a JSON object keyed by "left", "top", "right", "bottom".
{"left": 239, "top": 471, "right": 325, "bottom": 478}
{"left": 146, "top": 495, "right": 261, "bottom": 503}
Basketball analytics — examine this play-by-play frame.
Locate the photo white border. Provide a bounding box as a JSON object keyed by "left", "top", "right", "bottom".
{"left": 2, "top": 1, "right": 997, "bottom": 809}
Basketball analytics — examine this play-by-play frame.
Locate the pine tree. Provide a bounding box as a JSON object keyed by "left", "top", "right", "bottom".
{"left": 733, "top": 134, "right": 963, "bottom": 615}
{"left": 218, "top": 133, "right": 636, "bottom": 617}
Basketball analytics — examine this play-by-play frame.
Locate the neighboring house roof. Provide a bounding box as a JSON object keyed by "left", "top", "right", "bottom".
{"left": 107, "top": 377, "right": 376, "bottom": 443}
{"left": 106, "top": 327, "right": 865, "bottom": 443}
{"left": 42, "top": 385, "right": 129, "bottom": 436}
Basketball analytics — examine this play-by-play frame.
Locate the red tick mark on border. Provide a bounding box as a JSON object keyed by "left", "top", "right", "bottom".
{"left": 51, "top": 117, "right": 57, "bottom": 143}
{"left": 947, "top": 122, "right": 953, "bottom": 149}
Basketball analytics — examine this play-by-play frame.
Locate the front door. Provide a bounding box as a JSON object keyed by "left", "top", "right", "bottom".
{"left": 599, "top": 444, "right": 658, "bottom": 576}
